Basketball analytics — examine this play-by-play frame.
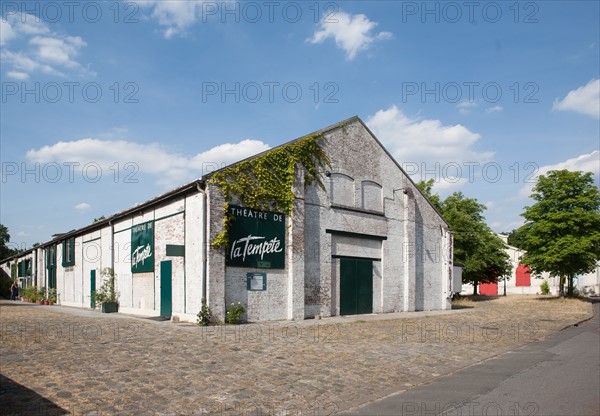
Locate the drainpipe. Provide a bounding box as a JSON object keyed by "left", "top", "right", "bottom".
{"left": 196, "top": 182, "right": 208, "bottom": 303}
{"left": 183, "top": 197, "right": 187, "bottom": 314}
{"left": 109, "top": 219, "right": 114, "bottom": 272}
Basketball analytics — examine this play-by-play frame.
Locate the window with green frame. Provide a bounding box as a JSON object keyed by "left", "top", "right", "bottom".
{"left": 62, "top": 237, "right": 75, "bottom": 267}
{"left": 47, "top": 245, "right": 56, "bottom": 267}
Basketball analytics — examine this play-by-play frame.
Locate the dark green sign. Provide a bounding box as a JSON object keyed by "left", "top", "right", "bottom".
{"left": 227, "top": 205, "right": 285, "bottom": 269}
{"left": 131, "top": 220, "right": 154, "bottom": 273}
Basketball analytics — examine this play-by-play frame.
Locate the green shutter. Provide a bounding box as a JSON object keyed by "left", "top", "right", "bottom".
{"left": 62, "top": 238, "right": 75, "bottom": 267}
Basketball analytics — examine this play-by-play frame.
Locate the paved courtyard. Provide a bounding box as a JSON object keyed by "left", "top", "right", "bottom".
{"left": 0, "top": 296, "right": 592, "bottom": 415}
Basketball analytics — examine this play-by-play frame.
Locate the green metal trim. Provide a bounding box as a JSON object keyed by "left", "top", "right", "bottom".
{"left": 82, "top": 237, "right": 101, "bottom": 244}
{"left": 155, "top": 211, "right": 184, "bottom": 222}
{"left": 326, "top": 229, "right": 388, "bottom": 241}
{"left": 114, "top": 227, "right": 131, "bottom": 235}
{"left": 113, "top": 210, "right": 183, "bottom": 235}
{"left": 332, "top": 255, "right": 382, "bottom": 262}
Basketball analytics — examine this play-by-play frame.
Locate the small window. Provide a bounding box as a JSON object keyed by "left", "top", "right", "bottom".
{"left": 47, "top": 245, "right": 56, "bottom": 267}
{"left": 62, "top": 237, "right": 75, "bottom": 267}
{"left": 18, "top": 260, "right": 25, "bottom": 277}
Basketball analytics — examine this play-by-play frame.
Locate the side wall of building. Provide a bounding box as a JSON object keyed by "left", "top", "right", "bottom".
{"left": 7, "top": 191, "right": 206, "bottom": 321}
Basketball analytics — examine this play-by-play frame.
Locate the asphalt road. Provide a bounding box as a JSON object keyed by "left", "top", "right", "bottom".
{"left": 343, "top": 298, "right": 600, "bottom": 416}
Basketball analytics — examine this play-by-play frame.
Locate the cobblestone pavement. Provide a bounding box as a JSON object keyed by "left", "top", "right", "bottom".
{"left": 0, "top": 296, "right": 592, "bottom": 415}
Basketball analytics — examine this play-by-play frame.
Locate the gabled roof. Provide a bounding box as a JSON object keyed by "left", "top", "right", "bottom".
{"left": 2, "top": 115, "right": 449, "bottom": 263}
{"left": 201, "top": 115, "right": 448, "bottom": 226}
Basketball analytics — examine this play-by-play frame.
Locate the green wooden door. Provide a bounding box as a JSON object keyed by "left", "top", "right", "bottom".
{"left": 160, "top": 261, "right": 172, "bottom": 317}
{"left": 340, "top": 258, "right": 373, "bottom": 315}
{"left": 90, "top": 270, "right": 96, "bottom": 309}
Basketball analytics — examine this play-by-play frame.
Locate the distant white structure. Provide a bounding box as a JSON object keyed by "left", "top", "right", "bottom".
{"left": 461, "top": 234, "right": 600, "bottom": 296}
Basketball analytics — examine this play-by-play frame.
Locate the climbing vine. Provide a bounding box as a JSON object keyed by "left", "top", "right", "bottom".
{"left": 209, "top": 134, "right": 330, "bottom": 247}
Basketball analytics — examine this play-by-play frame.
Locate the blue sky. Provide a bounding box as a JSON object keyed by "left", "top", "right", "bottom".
{"left": 1, "top": 0, "right": 599, "bottom": 250}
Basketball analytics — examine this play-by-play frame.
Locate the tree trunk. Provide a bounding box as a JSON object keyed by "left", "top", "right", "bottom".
{"left": 559, "top": 275, "right": 565, "bottom": 297}
{"left": 567, "top": 274, "right": 574, "bottom": 297}
{"left": 473, "top": 281, "right": 478, "bottom": 296}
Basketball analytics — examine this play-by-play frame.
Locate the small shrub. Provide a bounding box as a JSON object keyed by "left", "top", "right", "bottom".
{"left": 225, "top": 302, "right": 245, "bottom": 324}
{"left": 22, "top": 285, "right": 37, "bottom": 301}
{"left": 94, "top": 268, "right": 117, "bottom": 306}
{"left": 540, "top": 280, "right": 550, "bottom": 295}
{"left": 196, "top": 299, "right": 212, "bottom": 326}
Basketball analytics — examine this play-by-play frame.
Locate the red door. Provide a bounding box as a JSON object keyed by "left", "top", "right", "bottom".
{"left": 516, "top": 265, "right": 531, "bottom": 286}
{"left": 479, "top": 281, "right": 498, "bottom": 295}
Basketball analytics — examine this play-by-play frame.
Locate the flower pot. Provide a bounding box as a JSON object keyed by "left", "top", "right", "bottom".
{"left": 36, "top": 300, "right": 42, "bottom": 304}
{"left": 101, "top": 302, "right": 118, "bottom": 313}
{"left": 43, "top": 300, "right": 49, "bottom": 305}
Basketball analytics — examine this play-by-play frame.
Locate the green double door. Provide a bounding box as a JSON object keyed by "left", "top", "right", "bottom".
{"left": 160, "top": 261, "right": 172, "bottom": 318}
{"left": 340, "top": 258, "right": 373, "bottom": 315}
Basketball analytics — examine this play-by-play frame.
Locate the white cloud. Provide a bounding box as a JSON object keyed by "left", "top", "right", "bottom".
{"left": 26, "top": 138, "right": 271, "bottom": 187}
{"left": 0, "top": 12, "right": 91, "bottom": 78}
{"left": 7, "top": 70, "right": 29, "bottom": 80}
{"left": 457, "top": 100, "right": 477, "bottom": 115}
{"left": 366, "top": 105, "right": 493, "bottom": 164}
{"left": 308, "top": 11, "right": 392, "bottom": 60}
{"left": 30, "top": 36, "right": 86, "bottom": 68}
{"left": 1, "top": 49, "right": 61, "bottom": 75}
{"left": 75, "top": 202, "right": 91, "bottom": 211}
{"left": 0, "top": 18, "right": 17, "bottom": 45}
{"left": 189, "top": 139, "right": 270, "bottom": 170}
{"left": 140, "top": 0, "right": 206, "bottom": 38}
{"left": 518, "top": 150, "right": 600, "bottom": 198}
{"left": 17, "top": 231, "right": 30, "bottom": 237}
{"left": 366, "top": 105, "right": 494, "bottom": 192}
{"left": 553, "top": 79, "right": 600, "bottom": 119}
{"left": 486, "top": 106, "right": 503, "bottom": 113}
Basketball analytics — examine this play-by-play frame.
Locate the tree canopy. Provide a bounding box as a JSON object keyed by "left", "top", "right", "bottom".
{"left": 417, "top": 180, "right": 511, "bottom": 294}
{"left": 517, "top": 170, "right": 600, "bottom": 295}
{"left": 0, "top": 224, "right": 15, "bottom": 261}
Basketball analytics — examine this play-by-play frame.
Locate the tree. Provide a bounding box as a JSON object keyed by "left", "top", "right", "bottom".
{"left": 518, "top": 170, "right": 600, "bottom": 296}
{"left": 417, "top": 180, "right": 511, "bottom": 294}
{"left": 416, "top": 179, "right": 442, "bottom": 211}
{"left": 0, "top": 224, "right": 15, "bottom": 261}
{"left": 505, "top": 228, "right": 527, "bottom": 250}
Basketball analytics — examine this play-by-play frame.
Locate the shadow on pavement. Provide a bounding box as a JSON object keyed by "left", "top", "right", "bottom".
{"left": 0, "top": 374, "right": 68, "bottom": 416}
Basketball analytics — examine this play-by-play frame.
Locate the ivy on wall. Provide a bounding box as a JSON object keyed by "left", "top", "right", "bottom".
{"left": 209, "top": 134, "right": 330, "bottom": 247}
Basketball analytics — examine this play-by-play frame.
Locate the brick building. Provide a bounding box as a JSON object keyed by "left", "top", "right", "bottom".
{"left": 1, "top": 117, "right": 454, "bottom": 322}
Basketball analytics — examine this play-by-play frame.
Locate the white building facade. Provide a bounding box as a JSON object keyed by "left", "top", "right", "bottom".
{"left": 461, "top": 234, "right": 600, "bottom": 296}
{"left": 2, "top": 117, "right": 455, "bottom": 322}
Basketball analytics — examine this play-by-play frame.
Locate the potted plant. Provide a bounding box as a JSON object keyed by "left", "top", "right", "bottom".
{"left": 37, "top": 287, "right": 47, "bottom": 304}
{"left": 21, "top": 285, "right": 33, "bottom": 302}
{"left": 48, "top": 288, "right": 57, "bottom": 305}
{"left": 93, "top": 268, "right": 118, "bottom": 313}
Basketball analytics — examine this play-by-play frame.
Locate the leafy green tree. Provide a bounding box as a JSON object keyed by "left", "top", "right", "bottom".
{"left": 0, "top": 224, "right": 15, "bottom": 261}
{"left": 417, "top": 181, "right": 511, "bottom": 294}
{"left": 518, "top": 170, "right": 600, "bottom": 296}
{"left": 503, "top": 228, "right": 527, "bottom": 250}
{"left": 416, "top": 179, "right": 442, "bottom": 211}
